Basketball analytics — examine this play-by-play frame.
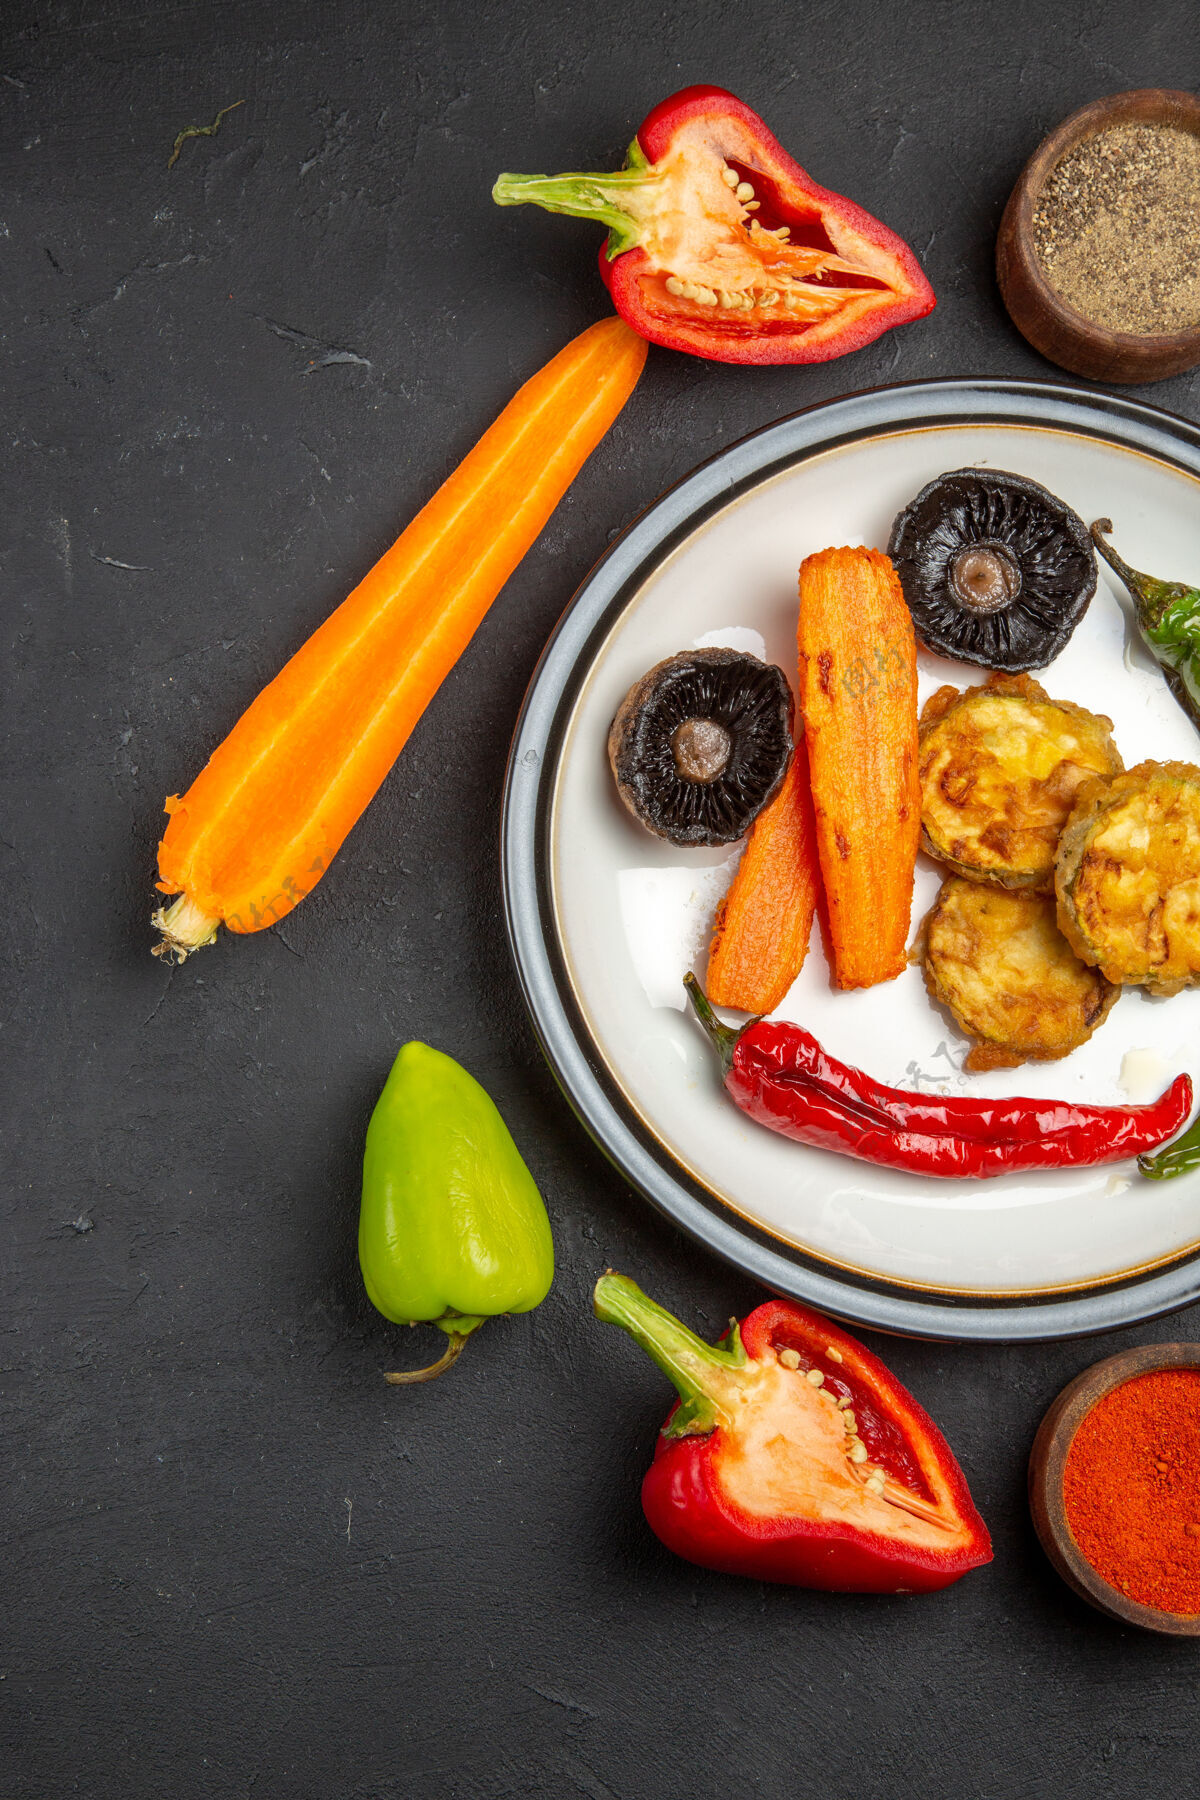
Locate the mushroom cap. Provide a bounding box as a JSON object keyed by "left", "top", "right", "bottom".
{"left": 608, "top": 649, "right": 794, "bottom": 846}
{"left": 888, "top": 468, "right": 1097, "bottom": 671}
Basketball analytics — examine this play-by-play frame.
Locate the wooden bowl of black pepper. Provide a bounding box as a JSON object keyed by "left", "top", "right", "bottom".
{"left": 1029, "top": 1343, "right": 1200, "bottom": 1636}
{"left": 997, "top": 89, "right": 1200, "bottom": 383}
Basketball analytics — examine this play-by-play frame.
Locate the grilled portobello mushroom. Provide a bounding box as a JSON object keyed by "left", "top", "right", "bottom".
{"left": 608, "top": 649, "right": 793, "bottom": 846}
{"left": 889, "top": 468, "right": 1097, "bottom": 671}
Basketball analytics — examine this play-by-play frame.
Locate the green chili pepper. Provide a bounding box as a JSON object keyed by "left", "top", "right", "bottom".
{"left": 358, "top": 1042, "right": 554, "bottom": 1384}
{"left": 1140, "top": 1112, "right": 1200, "bottom": 1181}
{"left": 1092, "top": 520, "right": 1200, "bottom": 735}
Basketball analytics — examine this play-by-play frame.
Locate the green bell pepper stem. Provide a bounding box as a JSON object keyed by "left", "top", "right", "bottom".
{"left": 492, "top": 139, "right": 658, "bottom": 259}
{"left": 593, "top": 1271, "right": 750, "bottom": 1439}
{"left": 1092, "top": 519, "right": 1200, "bottom": 731}
{"left": 1140, "top": 1113, "right": 1200, "bottom": 1181}
{"left": 383, "top": 1319, "right": 481, "bottom": 1385}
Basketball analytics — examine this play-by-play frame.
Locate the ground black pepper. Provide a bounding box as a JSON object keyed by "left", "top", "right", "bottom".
{"left": 1032, "top": 123, "right": 1200, "bottom": 336}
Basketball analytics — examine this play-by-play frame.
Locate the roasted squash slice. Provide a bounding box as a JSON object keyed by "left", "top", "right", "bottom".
{"left": 918, "top": 673, "right": 1122, "bottom": 892}
{"left": 1056, "top": 760, "right": 1200, "bottom": 996}
{"left": 923, "top": 876, "right": 1118, "bottom": 1071}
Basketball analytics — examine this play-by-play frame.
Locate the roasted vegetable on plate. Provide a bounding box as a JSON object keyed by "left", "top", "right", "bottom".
{"left": 608, "top": 649, "right": 793, "bottom": 846}
{"left": 684, "top": 974, "right": 1190, "bottom": 1178}
{"left": 797, "top": 545, "right": 919, "bottom": 990}
{"left": 1092, "top": 521, "right": 1200, "bottom": 737}
{"left": 889, "top": 468, "right": 1096, "bottom": 670}
{"left": 923, "top": 877, "right": 1117, "bottom": 1071}
{"left": 1056, "top": 760, "right": 1200, "bottom": 995}
{"left": 918, "top": 673, "right": 1123, "bottom": 892}
{"left": 706, "top": 731, "right": 821, "bottom": 1016}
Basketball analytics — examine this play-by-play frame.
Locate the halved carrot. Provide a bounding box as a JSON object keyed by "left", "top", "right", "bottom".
{"left": 153, "top": 317, "right": 647, "bottom": 959}
{"left": 797, "top": 546, "right": 919, "bottom": 989}
{"left": 707, "top": 733, "right": 822, "bottom": 1014}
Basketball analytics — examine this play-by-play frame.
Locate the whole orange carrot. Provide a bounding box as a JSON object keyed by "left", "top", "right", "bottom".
{"left": 707, "top": 734, "right": 822, "bottom": 1014}
{"left": 797, "top": 546, "right": 919, "bottom": 988}
{"left": 153, "top": 318, "right": 647, "bottom": 959}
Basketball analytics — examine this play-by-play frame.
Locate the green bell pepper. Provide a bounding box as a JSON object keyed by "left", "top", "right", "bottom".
{"left": 1092, "top": 520, "right": 1200, "bottom": 735}
{"left": 359, "top": 1042, "right": 554, "bottom": 1383}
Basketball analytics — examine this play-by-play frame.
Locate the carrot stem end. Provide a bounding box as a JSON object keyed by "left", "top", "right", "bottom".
{"left": 151, "top": 892, "right": 220, "bottom": 962}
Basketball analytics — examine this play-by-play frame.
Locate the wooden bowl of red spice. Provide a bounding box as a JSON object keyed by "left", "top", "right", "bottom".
{"left": 1030, "top": 1344, "right": 1200, "bottom": 1634}
{"left": 997, "top": 89, "right": 1200, "bottom": 383}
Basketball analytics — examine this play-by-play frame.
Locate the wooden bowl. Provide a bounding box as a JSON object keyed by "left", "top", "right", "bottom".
{"left": 1029, "top": 1342, "right": 1200, "bottom": 1634}
{"left": 996, "top": 88, "right": 1200, "bottom": 383}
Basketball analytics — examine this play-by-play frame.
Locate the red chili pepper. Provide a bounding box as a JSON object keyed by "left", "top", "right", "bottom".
{"left": 685, "top": 975, "right": 1192, "bottom": 1177}
{"left": 493, "top": 86, "right": 935, "bottom": 366}
{"left": 594, "top": 1272, "right": 991, "bottom": 1593}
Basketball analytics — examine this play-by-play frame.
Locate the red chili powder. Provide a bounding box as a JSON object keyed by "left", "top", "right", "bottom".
{"left": 1063, "top": 1368, "right": 1200, "bottom": 1614}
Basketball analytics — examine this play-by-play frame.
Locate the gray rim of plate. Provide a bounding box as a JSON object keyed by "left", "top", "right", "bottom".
{"left": 500, "top": 376, "right": 1200, "bottom": 1343}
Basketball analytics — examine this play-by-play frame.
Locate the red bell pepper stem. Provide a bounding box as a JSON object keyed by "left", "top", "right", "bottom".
{"left": 593, "top": 1270, "right": 750, "bottom": 1438}
{"left": 491, "top": 150, "right": 657, "bottom": 258}
{"left": 683, "top": 974, "right": 1192, "bottom": 1177}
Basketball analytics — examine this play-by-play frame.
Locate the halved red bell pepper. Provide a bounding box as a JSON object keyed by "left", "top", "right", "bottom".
{"left": 594, "top": 1272, "right": 991, "bottom": 1593}
{"left": 493, "top": 86, "right": 935, "bottom": 366}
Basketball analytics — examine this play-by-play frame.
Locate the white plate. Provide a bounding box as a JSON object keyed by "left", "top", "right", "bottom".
{"left": 502, "top": 381, "right": 1200, "bottom": 1339}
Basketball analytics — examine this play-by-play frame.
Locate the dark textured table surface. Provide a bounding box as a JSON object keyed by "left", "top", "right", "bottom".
{"left": 6, "top": 4, "right": 1200, "bottom": 1796}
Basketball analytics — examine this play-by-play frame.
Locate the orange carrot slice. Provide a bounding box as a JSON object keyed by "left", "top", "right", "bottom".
{"left": 153, "top": 318, "right": 647, "bottom": 959}
{"left": 707, "top": 734, "right": 822, "bottom": 1014}
{"left": 797, "top": 546, "right": 919, "bottom": 989}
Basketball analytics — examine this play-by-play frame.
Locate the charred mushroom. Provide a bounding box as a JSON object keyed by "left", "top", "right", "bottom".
{"left": 609, "top": 649, "right": 793, "bottom": 845}
{"left": 887, "top": 469, "right": 1097, "bottom": 671}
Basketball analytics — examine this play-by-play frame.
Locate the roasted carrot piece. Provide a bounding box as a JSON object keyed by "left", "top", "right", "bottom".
{"left": 707, "top": 734, "right": 822, "bottom": 1014}
{"left": 797, "top": 546, "right": 919, "bottom": 989}
{"left": 153, "top": 318, "right": 647, "bottom": 959}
